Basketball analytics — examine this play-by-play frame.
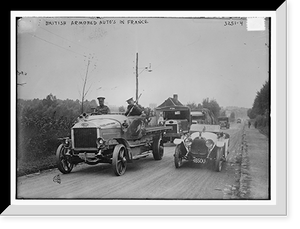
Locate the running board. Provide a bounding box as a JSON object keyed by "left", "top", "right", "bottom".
{"left": 132, "top": 151, "right": 152, "bottom": 160}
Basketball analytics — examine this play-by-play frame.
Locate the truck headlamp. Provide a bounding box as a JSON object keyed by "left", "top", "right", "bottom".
{"left": 96, "top": 138, "right": 105, "bottom": 148}
{"left": 63, "top": 137, "right": 70, "bottom": 147}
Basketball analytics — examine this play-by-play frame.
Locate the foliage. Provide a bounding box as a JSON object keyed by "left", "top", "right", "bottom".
{"left": 186, "top": 98, "right": 221, "bottom": 118}
{"left": 248, "top": 80, "right": 270, "bottom": 136}
{"left": 219, "top": 109, "right": 226, "bottom": 117}
{"left": 229, "top": 111, "right": 236, "bottom": 121}
{"left": 118, "top": 106, "right": 126, "bottom": 112}
{"left": 17, "top": 94, "right": 97, "bottom": 163}
{"left": 186, "top": 102, "right": 202, "bottom": 111}
{"left": 202, "top": 98, "right": 221, "bottom": 118}
{"left": 248, "top": 80, "right": 269, "bottom": 118}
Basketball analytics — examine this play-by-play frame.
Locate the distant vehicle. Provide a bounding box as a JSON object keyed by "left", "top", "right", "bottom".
{"left": 218, "top": 116, "right": 230, "bottom": 129}
{"left": 156, "top": 107, "right": 191, "bottom": 142}
{"left": 237, "top": 118, "right": 242, "bottom": 123}
{"left": 173, "top": 124, "right": 230, "bottom": 172}
{"left": 191, "top": 109, "right": 217, "bottom": 125}
{"left": 191, "top": 111, "right": 205, "bottom": 124}
{"left": 56, "top": 113, "right": 171, "bottom": 176}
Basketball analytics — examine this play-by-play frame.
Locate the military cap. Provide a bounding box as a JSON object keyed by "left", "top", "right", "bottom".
{"left": 126, "top": 97, "right": 134, "bottom": 103}
{"left": 97, "top": 97, "right": 105, "bottom": 100}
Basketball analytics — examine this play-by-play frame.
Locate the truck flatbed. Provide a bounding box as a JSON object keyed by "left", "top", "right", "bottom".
{"left": 145, "top": 125, "right": 172, "bottom": 133}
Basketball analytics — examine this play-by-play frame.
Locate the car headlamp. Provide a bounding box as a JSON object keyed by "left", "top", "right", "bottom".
{"left": 205, "top": 139, "right": 214, "bottom": 150}
{"left": 96, "top": 138, "right": 105, "bottom": 148}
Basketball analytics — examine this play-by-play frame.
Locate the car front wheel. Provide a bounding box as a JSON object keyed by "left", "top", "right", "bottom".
{"left": 214, "top": 147, "right": 223, "bottom": 172}
{"left": 174, "top": 145, "right": 183, "bottom": 168}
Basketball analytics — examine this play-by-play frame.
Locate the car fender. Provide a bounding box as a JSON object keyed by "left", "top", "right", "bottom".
{"left": 114, "top": 138, "right": 133, "bottom": 162}
{"left": 201, "top": 132, "right": 218, "bottom": 143}
{"left": 216, "top": 141, "right": 225, "bottom": 148}
{"left": 173, "top": 138, "right": 184, "bottom": 145}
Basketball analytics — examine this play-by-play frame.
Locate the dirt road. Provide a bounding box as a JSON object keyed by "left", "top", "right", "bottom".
{"left": 17, "top": 123, "right": 244, "bottom": 199}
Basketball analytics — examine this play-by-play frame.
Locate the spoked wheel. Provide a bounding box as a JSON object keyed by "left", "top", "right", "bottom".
{"left": 214, "top": 147, "right": 223, "bottom": 172}
{"left": 112, "top": 144, "right": 127, "bottom": 176}
{"left": 152, "top": 136, "right": 164, "bottom": 160}
{"left": 56, "top": 144, "right": 74, "bottom": 174}
{"left": 174, "top": 145, "right": 183, "bottom": 168}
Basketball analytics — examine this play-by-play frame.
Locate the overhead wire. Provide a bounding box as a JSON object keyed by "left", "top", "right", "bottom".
{"left": 31, "top": 18, "right": 98, "bottom": 64}
{"left": 39, "top": 19, "right": 92, "bottom": 52}
{"left": 31, "top": 34, "right": 88, "bottom": 58}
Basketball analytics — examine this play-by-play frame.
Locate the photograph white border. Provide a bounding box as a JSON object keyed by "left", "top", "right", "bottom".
{"left": 6, "top": 5, "right": 286, "bottom": 216}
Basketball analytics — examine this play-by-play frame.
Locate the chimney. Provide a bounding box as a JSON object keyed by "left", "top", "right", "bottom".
{"left": 173, "top": 94, "right": 178, "bottom": 102}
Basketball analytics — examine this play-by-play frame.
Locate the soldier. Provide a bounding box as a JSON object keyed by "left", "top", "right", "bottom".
{"left": 124, "top": 97, "right": 143, "bottom": 116}
{"left": 95, "top": 97, "right": 110, "bottom": 114}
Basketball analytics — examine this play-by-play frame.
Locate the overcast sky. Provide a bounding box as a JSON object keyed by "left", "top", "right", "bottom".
{"left": 17, "top": 16, "right": 269, "bottom": 108}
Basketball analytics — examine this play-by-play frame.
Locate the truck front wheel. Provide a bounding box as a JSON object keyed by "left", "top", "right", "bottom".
{"left": 56, "top": 144, "right": 74, "bottom": 174}
{"left": 112, "top": 144, "right": 127, "bottom": 176}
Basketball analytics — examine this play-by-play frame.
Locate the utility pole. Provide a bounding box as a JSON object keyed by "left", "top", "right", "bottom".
{"left": 135, "top": 52, "right": 139, "bottom": 101}
{"left": 135, "top": 52, "right": 152, "bottom": 102}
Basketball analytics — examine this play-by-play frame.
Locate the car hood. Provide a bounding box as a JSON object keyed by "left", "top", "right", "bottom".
{"left": 73, "top": 114, "right": 128, "bottom": 129}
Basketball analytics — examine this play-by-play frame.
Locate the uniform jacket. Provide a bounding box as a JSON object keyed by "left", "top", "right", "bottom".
{"left": 96, "top": 105, "right": 110, "bottom": 114}
{"left": 125, "top": 104, "right": 142, "bottom": 116}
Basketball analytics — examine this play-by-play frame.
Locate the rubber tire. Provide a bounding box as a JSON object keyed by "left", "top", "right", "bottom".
{"left": 214, "top": 147, "right": 223, "bottom": 172}
{"left": 152, "top": 137, "right": 164, "bottom": 160}
{"left": 56, "top": 144, "right": 74, "bottom": 174}
{"left": 174, "top": 145, "right": 183, "bottom": 168}
{"left": 112, "top": 144, "right": 127, "bottom": 176}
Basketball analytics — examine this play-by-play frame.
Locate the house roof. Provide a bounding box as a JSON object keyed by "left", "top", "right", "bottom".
{"left": 156, "top": 97, "right": 189, "bottom": 111}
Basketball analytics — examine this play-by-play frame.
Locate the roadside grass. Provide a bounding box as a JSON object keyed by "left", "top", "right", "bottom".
{"left": 258, "top": 126, "right": 269, "bottom": 138}
{"left": 17, "top": 154, "right": 57, "bottom": 177}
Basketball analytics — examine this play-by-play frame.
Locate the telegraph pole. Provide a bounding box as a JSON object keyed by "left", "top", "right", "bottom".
{"left": 135, "top": 52, "right": 139, "bottom": 101}
{"left": 135, "top": 52, "right": 152, "bottom": 101}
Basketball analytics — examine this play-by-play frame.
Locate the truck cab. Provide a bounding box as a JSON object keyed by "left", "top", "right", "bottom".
{"left": 160, "top": 108, "right": 191, "bottom": 142}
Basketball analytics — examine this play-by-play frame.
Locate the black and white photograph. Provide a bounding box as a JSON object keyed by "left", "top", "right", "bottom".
{"left": 6, "top": 7, "right": 288, "bottom": 217}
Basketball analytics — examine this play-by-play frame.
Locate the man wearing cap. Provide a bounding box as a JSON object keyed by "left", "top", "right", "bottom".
{"left": 95, "top": 97, "right": 110, "bottom": 114}
{"left": 124, "top": 97, "right": 143, "bottom": 116}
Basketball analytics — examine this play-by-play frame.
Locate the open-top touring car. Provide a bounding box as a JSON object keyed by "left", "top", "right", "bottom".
{"left": 56, "top": 113, "right": 171, "bottom": 176}
{"left": 173, "top": 124, "right": 230, "bottom": 172}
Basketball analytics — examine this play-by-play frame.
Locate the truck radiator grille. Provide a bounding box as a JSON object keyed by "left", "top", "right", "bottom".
{"left": 73, "top": 128, "right": 97, "bottom": 148}
{"left": 166, "top": 124, "right": 177, "bottom": 133}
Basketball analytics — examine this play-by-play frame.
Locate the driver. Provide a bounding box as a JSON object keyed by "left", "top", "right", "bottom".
{"left": 95, "top": 97, "right": 110, "bottom": 114}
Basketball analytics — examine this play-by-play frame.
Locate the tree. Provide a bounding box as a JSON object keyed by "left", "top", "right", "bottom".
{"left": 247, "top": 108, "right": 255, "bottom": 119}
{"left": 229, "top": 112, "right": 235, "bottom": 122}
{"left": 202, "top": 98, "right": 221, "bottom": 118}
{"left": 186, "top": 102, "right": 202, "bottom": 111}
{"left": 119, "top": 106, "right": 125, "bottom": 112}
{"left": 219, "top": 109, "right": 226, "bottom": 117}
{"left": 79, "top": 58, "right": 96, "bottom": 114}
{"left": 248, "top": 80, "right": 270, "bottom": 131}
{"left": 251, "top": 80, "right": 269, "bottom": 117}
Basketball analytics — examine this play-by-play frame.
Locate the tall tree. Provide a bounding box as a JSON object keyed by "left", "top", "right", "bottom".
{"left": 202, "top": 98, "right": 221, "bottom": 118}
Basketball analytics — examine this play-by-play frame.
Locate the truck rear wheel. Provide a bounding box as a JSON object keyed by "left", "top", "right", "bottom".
{"left": 152, "top": 136, "right": 164, "bottom": 160}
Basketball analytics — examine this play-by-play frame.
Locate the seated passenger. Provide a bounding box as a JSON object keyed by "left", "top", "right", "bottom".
{"left": 124, "top": 97, "right": 143, "bottom": 116}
